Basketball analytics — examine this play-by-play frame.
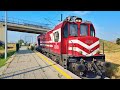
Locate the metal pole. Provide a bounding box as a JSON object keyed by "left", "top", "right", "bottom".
{"left": 103, "top": 42, "right": 104, "bottom": 54}
{"left": 5, "top": 11, "right": 7, "bottom": 59}
{"left": 61, "top": 14, "right": 63, "bottom": 21}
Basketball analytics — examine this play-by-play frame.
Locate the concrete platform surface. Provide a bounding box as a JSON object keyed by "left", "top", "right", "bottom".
{"left": 0, "top": 46, "right": 80, "bottom": 79}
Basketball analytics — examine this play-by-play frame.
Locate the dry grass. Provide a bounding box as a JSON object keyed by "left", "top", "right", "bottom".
{"left": 100, "top": 39, "right": 120, "bottom": 79}
{"left": 0, "top": 50, "right": 16, "bottom": 67}
{"left": 100, "top": 39, "right": 120, "bottom": 53}
{"left": 0, "top": 43, "right": 16, "bottom": 67}
{"left": 0, "top": 43, "right": 16, "bottom": 54}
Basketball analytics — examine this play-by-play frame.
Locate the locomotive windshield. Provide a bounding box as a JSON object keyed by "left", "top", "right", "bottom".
{"left": 80, "top": 24, "right": 88, "bottom": 36}
{"left": 70, "top": 23, "right": 78, "bottom": 36}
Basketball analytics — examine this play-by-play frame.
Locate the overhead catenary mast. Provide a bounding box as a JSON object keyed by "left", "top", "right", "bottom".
{"left": 61, "top": 14, "right": 63, "bottom": 21}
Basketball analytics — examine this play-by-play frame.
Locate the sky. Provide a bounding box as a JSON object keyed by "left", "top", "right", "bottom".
{"left": 0, "top": 11, "right": 120, "bottom": 43}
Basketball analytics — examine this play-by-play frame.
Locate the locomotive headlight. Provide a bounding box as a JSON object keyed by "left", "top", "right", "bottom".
{"left": 78, "top": 20, "right": 82, "bottom": 22}
{"left": 75, "top": 18, "right": 82, "bottom": 22}
{"left": 75, "top": 19, "right": 79, "bottom": 22}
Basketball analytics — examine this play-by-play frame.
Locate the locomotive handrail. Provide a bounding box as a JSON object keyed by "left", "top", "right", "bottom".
{"left": 70, "top": 40, "right": 74, "bottom": 56}
{"left": 103, "top": 42, "right": 104, "bottom": 54}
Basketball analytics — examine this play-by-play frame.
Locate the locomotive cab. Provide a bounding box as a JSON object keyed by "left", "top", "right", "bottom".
{"left": 61, "top": 16, "right": 109, "bottom": 78}
{"left": 62, "top": 16, "right": 105, "bottom": 59}
{"left": 37, "top": 16, "right": 111, "bottom": 79}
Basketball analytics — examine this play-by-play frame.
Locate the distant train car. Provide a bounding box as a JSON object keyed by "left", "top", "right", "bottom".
{"left": 37, "top": 16, "right": 111, "bottom": 79}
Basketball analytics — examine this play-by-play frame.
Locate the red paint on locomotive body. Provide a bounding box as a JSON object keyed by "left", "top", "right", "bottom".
{"left": 36, "top": 16, "right": 109, "bottom": 79}
{"left": 37, "top": 17, "right": 101, "bottom": 58}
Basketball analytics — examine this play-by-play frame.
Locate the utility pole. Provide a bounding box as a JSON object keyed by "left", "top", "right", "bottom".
{"left": 61, "top": 14, "right": 63, "bottom": 21}
{"left": 5, "top": 11, "right": 8, "bottom": 59}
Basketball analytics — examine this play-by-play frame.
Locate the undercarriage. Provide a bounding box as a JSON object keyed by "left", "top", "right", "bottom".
{"left": 67, "top": 56, "right": 111, "bottom": 79}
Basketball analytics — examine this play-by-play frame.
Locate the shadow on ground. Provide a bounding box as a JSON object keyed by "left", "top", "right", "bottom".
{"left": 16, "top": 50, "right": 34, "bottom": 55}
{"left": 0, "top": 63, "right": 56, "bottom": 79}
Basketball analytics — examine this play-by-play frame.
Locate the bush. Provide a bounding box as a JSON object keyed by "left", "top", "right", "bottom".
{"left": 116, "top": 38, "right": 120, "bottom": 45}
{"left": 0, "top": 41, "right": 4, "bottom": 46}
{"left": 30, "top": 46, "right": 34, "bottom": 51}
{"left": 27, "top": 47, "right": 30, "bottom": 50}
{"left": 0, "top": 53, "right": 4, "bottom": 58}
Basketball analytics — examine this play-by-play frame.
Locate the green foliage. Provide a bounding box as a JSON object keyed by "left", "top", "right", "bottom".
{"left": 116, "top": 38, "right": 120, "bottom": 45}
{"left": 0, "top": 45, "right": 5, "bottom": 50}
{"left": 0, "top": 59, "right": 7, "bottom": 67}
{"left": 0, "top": 50, "right": 15, "bottom": 67}
{"left": 18, "top": 39, "right": 24, "bottom": 46}
{"left": 0, "top": 50, "right": 15, "bottom": 59}
{"left": 30, "top": 46, "right": 34, "bottom": 51}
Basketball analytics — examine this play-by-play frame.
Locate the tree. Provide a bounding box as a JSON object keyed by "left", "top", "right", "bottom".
{"left": 116, "top": 38, "right": 120, "bottom": 45}
{"left": 18, "top": 39, "right": 24, "bottom": 46}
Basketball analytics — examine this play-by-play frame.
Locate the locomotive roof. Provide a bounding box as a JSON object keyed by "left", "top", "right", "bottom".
{"left": 64, "top": 16, "right": 92, "bottom": 24}
{"left": 37, "top": 16, "right": 93, "bottom": 37}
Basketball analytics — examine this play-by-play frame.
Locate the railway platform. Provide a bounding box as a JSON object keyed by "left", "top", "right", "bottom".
{"left": 0, "top": 46, "right": 80, "bottom": 79}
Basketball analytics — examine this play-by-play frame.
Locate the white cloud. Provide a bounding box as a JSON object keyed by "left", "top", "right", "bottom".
{"left": 73, "top": 11, "right": 91, "bottom": 16}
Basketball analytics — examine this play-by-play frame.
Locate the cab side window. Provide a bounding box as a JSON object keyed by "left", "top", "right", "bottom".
{"left": 38, "top": 38, "right": 40, "bottom": 46}
{"left": 54, "top": 31, "right": 59, "bottom": 42}
{"left": 90, "top": 25, "right": 95, "bottom": 37}
{"left": 63, "top": 24, "right": 68, "bottom": 38}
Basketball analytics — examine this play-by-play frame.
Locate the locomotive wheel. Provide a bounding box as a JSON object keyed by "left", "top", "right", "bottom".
{"left": 46, "top": 53, "right": 49, "bottom": 57}
{"left": 55, "top": 58, "right": 59, "bottom": 64}
{"left": 63, "top": 59, "right": 68, "bottom": 69}
{"left": 59, "top": 58, "right": 63, "bottom": 66}
{"left": 43, "top": 52, "right": 46, "bottom": 55}
{"left": 52, "top": 56, "right": 59, "bottom": 64}
{"left": 68, "top": 63, "right": 73, "bottom": 72}
{"left": 49, "top": 54, "right": 53, "bottom": 59}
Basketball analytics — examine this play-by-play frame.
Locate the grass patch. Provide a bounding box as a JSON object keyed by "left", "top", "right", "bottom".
{"left": 0, "top": 46, "right": 4, "bottom": 50}
{"left": 0, "top": 50, "right": 16, "bottom": 68}
{"left": 0, "top": 58, "right": 8, "bottom": 68}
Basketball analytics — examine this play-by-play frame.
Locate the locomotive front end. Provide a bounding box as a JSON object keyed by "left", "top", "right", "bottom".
{"left": 64, "top": 16, "right": 111, "bottom": 79}
{"left": 68, "top": 37, "right": 111, "bottom": 79}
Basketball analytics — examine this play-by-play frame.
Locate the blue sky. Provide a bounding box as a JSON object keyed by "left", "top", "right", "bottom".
{"left": 0, "top": 11, "right": 120, "bottom": 43}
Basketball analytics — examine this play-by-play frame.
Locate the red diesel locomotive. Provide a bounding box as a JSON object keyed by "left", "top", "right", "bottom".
{"left": 36, "top": 16, "right": 111, "bottom": 79}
